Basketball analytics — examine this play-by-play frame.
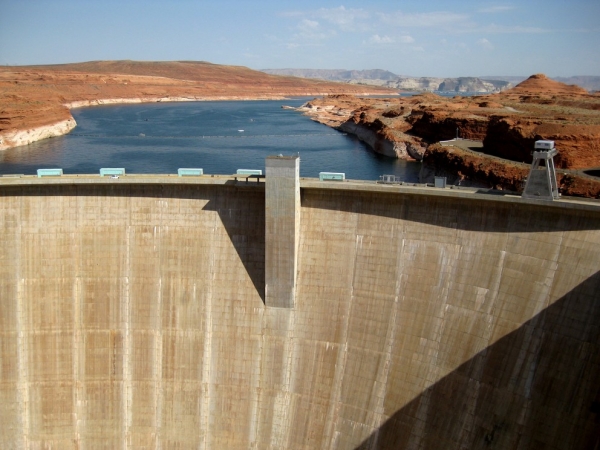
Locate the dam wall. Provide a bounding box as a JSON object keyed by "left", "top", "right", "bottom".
{"left": 0, "top": 178, "right": 599, "bottom": 449}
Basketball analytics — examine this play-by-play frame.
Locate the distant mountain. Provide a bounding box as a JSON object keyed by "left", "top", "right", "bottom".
{"left": 553, "top": 76, "right": 600, "bottom": 92}
{"left": 383, "top": 77, "right": 444, "bottom": 91}
{"left": 438, "top": 77, "right": 512, "bottom": 93}
{"left": 262, "top": 69, "right": 511, "bottom": 93}
{"left": 385, "top": 77, "right": 511, "bottom": 93}
{"left": 480, "top": 76, "right": 528, "bottom": 84}
{"left": 263, "top": 69, "right": 600, "bottom": 93}
{"left": 505, "top": 73, "right": 589, "bottom": 95}
{"left": 261, "top": 68, "right": 399, "bottom": 82}
{"left": 482, "top": 76, "right": 600, "bottom": 92}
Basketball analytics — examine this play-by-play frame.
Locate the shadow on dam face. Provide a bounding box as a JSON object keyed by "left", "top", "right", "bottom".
{"left": 1, "top": 181, "right": 600, "bottom": 448}
{"left": 354, "top": 270, "right": 600, "bottom": 450}
{"left": 302, "top": 187, "right": 600, "bottom": 234}
{"left": 201, "top": 187, "right": 266, "bottom": 302}
{"left": 298, "top": 188, "right": 600, "bottom": 449}
{"left": 0, "top": 183, "right": 266, "bottom": 301}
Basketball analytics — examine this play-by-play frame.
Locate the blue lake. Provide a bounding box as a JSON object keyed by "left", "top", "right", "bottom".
{"left": 0, "top": 98, "right": 421, "bottom": 181}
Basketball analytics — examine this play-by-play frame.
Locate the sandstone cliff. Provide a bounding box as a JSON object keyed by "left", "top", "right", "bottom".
{"left": 387, "top": 76, "right": 511, "bottom": 93}
{"left": 437, "top": 77, "right": 511, "bottom": 93}
{"left": 296, "top": 95, "right": 428, "bottom": 160}
{"left": 297, "top": 74, "right": 600, "bottom": 198}
{"left": 420, "top": 143, "right": 600, "bottom": 198}
{"left": 262, "top": 69, "right": 513, "bottom": 93}
{"left": 262, "top": 68, "right": 399, "bottom": 82}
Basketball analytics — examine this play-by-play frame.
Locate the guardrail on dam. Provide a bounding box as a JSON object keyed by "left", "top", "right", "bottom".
{"left": 0, "top": 166, "right": 599, "bottom": 449}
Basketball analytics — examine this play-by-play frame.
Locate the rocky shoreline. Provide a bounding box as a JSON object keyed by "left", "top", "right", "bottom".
{"left": 295, "top": 98, "right": 427, "bottom": 160}
{"left": 0, "top": 118, "right": 76, "bottom": 151}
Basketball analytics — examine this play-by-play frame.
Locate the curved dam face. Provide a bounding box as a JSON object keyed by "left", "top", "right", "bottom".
{"left": 0, "top": 179, "right": 599, "bottom": 449}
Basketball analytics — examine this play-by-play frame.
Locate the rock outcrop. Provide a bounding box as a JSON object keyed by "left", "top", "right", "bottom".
{"left": 420, "top": 143, "right": 600, "bottom": 198}
{"left": 262, "top": 68, "right": 399, "bottom": 82}
{"left": 481, "top": 74, "right": 600, "bottom": 169}
{"left": 263, "top": 69, "right": 513, "bottom": 93}
{"left": 296, "top": 95, "right": 428, "bottom": 160}
{"left": 437, "top": 77, "right": 511, "bottom": 93}
{"left": 387, "top": 76, "right": 511, "bottom": 93}
{"left": 339, "top": 117, "right": 426, "bottom": 160}
{"left": 420, "top": 143, "right": 529, "bottom": 190}
{"left": 297, "top": 74, "right": 600, "bottom": 198}
{"left": 0, "top": 118, "right": 76, "bottom": 150}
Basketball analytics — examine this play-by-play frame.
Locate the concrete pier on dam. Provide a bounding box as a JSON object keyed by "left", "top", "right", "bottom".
{"left": 0, "top": 165, "right": 599, "bottom": 449}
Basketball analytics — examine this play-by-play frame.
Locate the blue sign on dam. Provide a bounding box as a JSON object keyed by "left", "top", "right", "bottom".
{"left": 0, "top": 99, "right": 421, "bottom": 181}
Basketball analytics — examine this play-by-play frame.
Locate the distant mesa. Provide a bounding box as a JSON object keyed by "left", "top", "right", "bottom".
{"left": 262, "top": 69, "right": 514, "bottom": 93}
{"left": 261, "top": 68, "right": 400, "bottom": 82}
{"left": 507, "top": 73, "right": 589, "bottom": 95}
{"left": 262, "top": 69, "right": 600, "bottom": 93}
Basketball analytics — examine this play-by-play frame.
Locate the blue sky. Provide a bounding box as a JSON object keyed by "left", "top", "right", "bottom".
{"left": 0, "top": 0, "right": 598, "bottom": 77}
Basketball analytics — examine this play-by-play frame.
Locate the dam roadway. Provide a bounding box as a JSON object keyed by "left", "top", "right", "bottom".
{"left": 0, "top": 171, "right": 599, "bottom": 449}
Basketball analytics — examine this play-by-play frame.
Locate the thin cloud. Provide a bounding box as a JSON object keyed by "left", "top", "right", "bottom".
{"left": 377, "top": 8, "right": 547, "bottom": 34}
{"left": 470, "top": 23, "right": 549, "bottom": 33}
{"left": 478, "top": 5, "right": 516, "bottom": 13}
{"left": 294, "top": 19, "right": 335, "bottom": 41}
{"left": 281, "top": 6, "right": 371, "bottom": 32}
{"left": 369, "top": 34, "right": 395, "bottom": 44}
{"left": 300, "top": 19, "right": 319, "bottom": 30}
{"left": 379, "top": 10, "right": 471, "bottom": 28}
{"left": 313, "top": 6, "right": 370, "bottom": 31}
{"left": 477, "top": 38, "right": 494, "bottom": 50}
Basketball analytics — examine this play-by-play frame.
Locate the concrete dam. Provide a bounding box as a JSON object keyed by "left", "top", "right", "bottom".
{"left": 1, "top": 158, "right": 599, "bottom": 449}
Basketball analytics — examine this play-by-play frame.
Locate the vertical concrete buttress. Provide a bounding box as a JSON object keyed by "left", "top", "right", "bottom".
{"left": 265, "top": 155, "right": 300, "bottom": 308}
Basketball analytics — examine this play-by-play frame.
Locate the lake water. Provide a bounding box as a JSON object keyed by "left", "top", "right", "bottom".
{"left": 0, "top": 98, "right": 421, "bottom": 181}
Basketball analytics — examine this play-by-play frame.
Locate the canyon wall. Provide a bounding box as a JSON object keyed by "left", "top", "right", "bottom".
{"left": 0, "top": 179, "right": 599, "bottom": 449}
